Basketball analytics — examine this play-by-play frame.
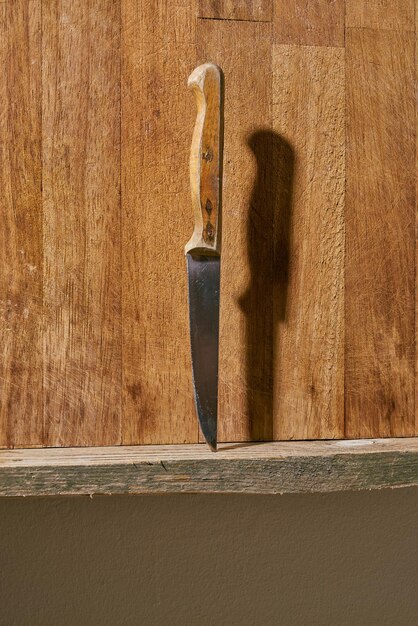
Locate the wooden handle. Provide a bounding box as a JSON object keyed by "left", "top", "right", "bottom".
{"left": 185, "top": 63, "right": 224, "bottom": 256}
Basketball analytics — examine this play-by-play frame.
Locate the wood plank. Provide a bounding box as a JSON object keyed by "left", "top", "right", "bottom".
{"left": 416, "top": 5, "right": 418, "bottom": 440}
{"left": 273, "top": 0, "right": 345, "bottom": 47}
{"left": 121, "top": 0, "right": 197, "bottom": 444}
{"left": 1, "top": 438, "right": 418, "bottom": 496}
{"left": 345, "top": 29, "right": 415, "bottom": 438}
{"left": 42, "top": 0, "right": 121, "bottom": 446}
{"left": 346, "top": 0, "right": 415, "bottom": 31}
{"left": 272, "top": 45, "right": 345, "bottom": 440}
{"left": 0, "top": 1, "right": 43, "bottom": 447}
{"left": 198, "top": 0, "right": 272, "bottom": 21}
{"left": 197, "top": 19, "right": 273, "bottom": 441}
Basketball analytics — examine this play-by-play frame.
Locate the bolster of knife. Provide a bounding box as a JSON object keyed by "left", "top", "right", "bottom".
{"left": 185, "top": 63, "right": 224, "bottom": 257}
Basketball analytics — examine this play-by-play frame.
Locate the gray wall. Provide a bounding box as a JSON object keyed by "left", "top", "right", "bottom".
{"left": 0, "top": 489, "right": 417, "bottom": 625}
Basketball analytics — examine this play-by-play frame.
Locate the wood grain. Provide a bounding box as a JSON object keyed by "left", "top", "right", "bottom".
{"left": 273, "top": 0, "right": 345, "bottom": 47}
{"left": 345, "top": 29, "right": 415, "bottom": 438}
{"left": 42, "top": 0, "right": 121, "bottom": 446}
{"left": 198, "top": 0, "right": 272, "bottom": 21}
{"left": 121, "top": 0, "right": 197, "bottom": 444}
{"left": 416, "top": 7, "right": 418, "bottom": 438}
{"left": 197, "top": 19, "right": 273, "bottom": 441}
{"left": 1, "top": 439, "right": 418, "bottom": 496}
{"left": 272, "top": 45, "right": 345, "bottom": 440}
{"left": 0, "top": 0, "right": 43, "bottom": 447}
{"left": 346, "top": 0, "right": 415, "bottom": 31}
{"left": 186, "top": 63, "right": 223, "bottom": 255}
{"left": 0, "top": 0, "right": 416, "bottom": 449}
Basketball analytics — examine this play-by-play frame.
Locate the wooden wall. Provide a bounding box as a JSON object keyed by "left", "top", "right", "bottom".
{"left": 0, "top": 0, "right": 416, "bottom": 447}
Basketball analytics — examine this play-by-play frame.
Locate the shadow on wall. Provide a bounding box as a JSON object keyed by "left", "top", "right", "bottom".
{"left": 239, "top": 129, "right": 294, "bottom": 440}
{"left": 0, "top": 490, "right": 417, "bottom": 625}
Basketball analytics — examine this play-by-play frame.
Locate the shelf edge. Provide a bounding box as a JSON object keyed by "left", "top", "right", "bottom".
{"left": 0, "top": 439, "right": 417, "bottom": 496}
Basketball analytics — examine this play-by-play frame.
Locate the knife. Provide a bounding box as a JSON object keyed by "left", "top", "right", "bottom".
{"left": 185, "top": 63, "right": 224, "bottom": 451}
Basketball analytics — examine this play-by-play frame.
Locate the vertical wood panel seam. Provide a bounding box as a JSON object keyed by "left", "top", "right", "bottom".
{"left": 414, "top": 0, "right": 416, "bottom": 438}
{"left": 41, "top": 0, "right": 45, "bottom": 445}
{"left": 343, "top": 0, "right": 347, "bottom": 437}
{"left": 119, "top": 0, "right": 123, "bottom": 445}
{"left": 344, "top": 3, "right": 348, "bottom": 437}
{"left": 121, "top": 0, "right": 125, "bottom": 444}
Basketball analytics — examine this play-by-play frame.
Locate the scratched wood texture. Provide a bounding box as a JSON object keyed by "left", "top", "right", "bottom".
{"left": 42, "top": 0, "right": 121, "bottom": 446}
{"left": 272, "top": 44, "right": 345, "bottom": 440}
{"left": 345, "top": 28, "right": 416, "bottom": 438}
{"left": 121, "top": 0, "right": 197, "bottom": 444}
{"left": 273, "top": 0, "right": 345, "bottom": 47}
{"left": 346, "top": 0, "right": 415, "bottom": 31}
{"left": 0, "top": 0, "right": 43, "bottom": 447}
{"left": 198, "top": 0, "right": 272, "bottom": 21}
{"left": 0, "top": 0, "right": 416, "bottom": 448}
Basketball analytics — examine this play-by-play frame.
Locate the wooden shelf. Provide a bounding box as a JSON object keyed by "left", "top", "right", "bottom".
{"left": 0, "top": 438, "right": 417, "bottom": 497}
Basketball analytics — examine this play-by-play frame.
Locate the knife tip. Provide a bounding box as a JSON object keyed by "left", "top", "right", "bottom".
{"left": 207, "top": 438, "right": 217, "bottom": 452}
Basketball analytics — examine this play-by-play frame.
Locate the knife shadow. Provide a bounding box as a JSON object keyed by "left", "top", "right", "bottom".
{"left": 238, "top": 130, "right": 294, "bottom": 441}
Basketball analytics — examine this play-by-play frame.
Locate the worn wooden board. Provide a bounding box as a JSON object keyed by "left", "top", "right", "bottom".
{"left": 416, "top": 8, "right": 418, "bottom": 439}
{"left": 346, "top": 0, "right": 415, "bottom": 31}
{"left": 272, "top": 45, "right": 345, "bottom": 440}
{"left": 345, "top": 29, "right": 415, "bottom": 438}
{"left": 0, "top": 0, "right": 43, "bottom": 447}
{"left": 0, "top": 439, "right": 418, "bottom": 496}
{"left": 121, "top": 0, "right": 197, "bottom": 444}
{"left": 273, "top": 0, "right": 345, "bottom": 47}
{"left": 0, "top": 1, "right": 416, "bottom": 449}
{"left": 197, "top": 18, "right": 273, "bottom": 441}
{"left": 42, "top": 0, "right": 121, "bottom": 446}
{"left": 198, "top": 0, "right": 272, "bottom": 21}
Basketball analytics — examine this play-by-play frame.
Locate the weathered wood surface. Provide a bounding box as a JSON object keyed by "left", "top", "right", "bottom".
{"left": 198, "top": 0, "right": 272, "bottom": 21}
{"left": 273, "top": 0, "right": 345, "bottom": 47}
{"left": 346, "top": 0, "right": 415, "bottom": 31}
{"left": 272, "top": 44, "right": 345, "bottom": 440}
{"left": 0, "top": 1, "right": 417, "bottom": 448}
{"left": 0, "top": 439, "right": 417, "bottom": 496}
{"left": 345, "top": 29, "right": 415, "bottom": 438}
{"left": 121, "top": 0, "right": 197, "bottom": 444}
{"left": 0, "top": 0, "right": 43, "bottom": 447}
{"left": 42, "top": 0, "right": 121, "bottom": 447}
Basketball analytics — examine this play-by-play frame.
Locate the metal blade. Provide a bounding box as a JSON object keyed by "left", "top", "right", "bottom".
{"left": 186, "top": 253, "right": 220, "bottom": 451}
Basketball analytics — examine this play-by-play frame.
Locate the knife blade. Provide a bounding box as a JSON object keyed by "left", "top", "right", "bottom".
{"left": 185, "top": 63, "right": 224, "bottom": 451}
